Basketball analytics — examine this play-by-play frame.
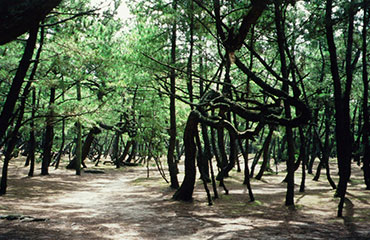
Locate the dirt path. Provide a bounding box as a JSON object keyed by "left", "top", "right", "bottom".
{"left": 0, "top": 158, "right": 369, "bottom": 239}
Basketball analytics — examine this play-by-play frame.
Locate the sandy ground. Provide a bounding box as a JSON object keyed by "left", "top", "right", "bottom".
{"left": 0, "top": 157, "right": 369, "bottom": 240}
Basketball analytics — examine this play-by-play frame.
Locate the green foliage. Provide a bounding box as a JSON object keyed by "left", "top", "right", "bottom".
{"left": 0, "top": 0, "right": 368, "bottom": 168}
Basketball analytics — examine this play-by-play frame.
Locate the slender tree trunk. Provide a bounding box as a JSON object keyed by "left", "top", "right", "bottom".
{"left": 274, "top": 1, "right": 295, "bottom": 206}
{"left": 41, "top": 87, "right": 55, "bottom": 175}
{"left": 250, "top": 145, "right": 263, "bottom": 178}
{"left": 53, "top": 89, "right": 65, "bottom": 169}
{"left": 112, "top": 131, "right": 120, "bottom": 168}
{"left": 186, "top": 0, "right": 194, "bottom": 106}
{"left": 0, "top": 128, "right": 20, "bottom": 195}
{"left": 325, "top": 0, "right": 354, "bottom": 217}
{"left": 0, "top": 23, "right": 40, "bottom": 191}
{"left": 118, "top": 140, "right": 133, "bottom": 163}
{"left": 53, "top": 117, "right": 65, "bottom": 169}
{"left": 0, "top": 101, "right": 27, "bottom": 194}
{"left": 255, "top": 127, "right": 274, "bottom": 180}
{"left": 361, "top": 3, "right": 370, "bottom": 190}
{"left": 299, "top": 128, "right": 309, "bottom": 192}
{"left": 210, "top": 125, "right": 222, "bottom": 170}
{"left": 167, "top": 0, "right": 179, "bottom": 189}
{"left": 0, "top": 88, "right": 30, "bottom": 193}
{"left": 196, "top": 20, "right": 211, "bottom": 182}
{"left": 200, "top": 123, "right": 211, "bottom": 181}
{"left": 66, "top": 127, "right": 101, "bottom": 169}
{"left": 216, "top": 127, "right": 228, "bottom": 180}
{"left": 308, "top": 131, "right": 319, "bottom": 174}
{"left": 243, "top": 28, "right": 254, "bottom": 184}
{"left": 28, "top": 88, "right": 36, "bottom": 177}
{"left": 75, "top": 78, "right": 82, "bottom": 175}
{"left": 0, "top": 23, "right": 38, "bottom": 142}
{"left": 126, "top": 141, "right": 137, "bottom": 163}
{"left": 238, "top": 137, "right": 254, "bottom": 201}
{"left": 26, "top": 24, "right": 44, "bottom": 176}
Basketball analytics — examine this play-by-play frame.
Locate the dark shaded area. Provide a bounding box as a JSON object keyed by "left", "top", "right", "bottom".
{"left": 0, "top": 0, "right": 61, "bottom": 45}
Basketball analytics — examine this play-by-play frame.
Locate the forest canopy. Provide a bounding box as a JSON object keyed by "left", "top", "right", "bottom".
{"left": 0, "top": 0, "right": 370, "bottom": 220}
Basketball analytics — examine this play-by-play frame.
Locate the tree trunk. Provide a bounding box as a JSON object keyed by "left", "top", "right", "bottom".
{"left": 0, "top": 131, "right": 20, "bottom": 195}
{"left": 167, "top": 0, "right": 179, "bottom": 189}
{"left": 274, "top": 0, "right": 296, "bottom": 206}
{"left": 25, "top": 24, "right": 44, "bottom": 176}
{"left": 250, "top": 145, "right": 263, "bottom": 178}
{"left": 112, "top": 131, "right": 120, "bottom": 168}
{"left": 75, "top": 78, "right": 82, "bottom": 175}
{"left": 216, "top": 127, "right": 228, "bottom": 180}
{"left": 53, "top": 117, "right": 65, "bottom": 169}
{"left": 0, "top": 23, "right": 38, "bottom": 142}
{"left": 200, "top": 123, "right": 211, "bottom": 182}
{"left": 118, "top": 140, "right": 133, "bottom": 163}
{"left": 41, "top": 87, "right": 55, "bottom": 176}
{"left": 238, "top": 137, "right": 254, "bottom": 201}
{"left": 255, "top": 127, "right": 274, "bottom": 180}
{"left": 66, "top": 127, "right": 101, "bottom": 169}
{"left": 126, "top": 141, "right": 137, "bottom": 163}
{"left": 0, "top": 22, "right": 40, "bottom": 190}
{"left": 53, "top": 88, "right": 66, "bottom": 169}
{"left": 173, "top": 111, "right": 198, "bottom": 201}
{"left": 28, "top": 88, "right": 36, "bottom": 177}
{"left": 325, "top": 0, "right": 354, "bottom": 217}
{"left": 361, "top": 2, "right": 370, "bottom": 190}
{"left": 299, "top": 128, "right": 309, "bottom": 192}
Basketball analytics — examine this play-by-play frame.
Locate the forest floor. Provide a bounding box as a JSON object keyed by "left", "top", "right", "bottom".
{"left": 0, "top": 156, "right": 369, "bottom": 240}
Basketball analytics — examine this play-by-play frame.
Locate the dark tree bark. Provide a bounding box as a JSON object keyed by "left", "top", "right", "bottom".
{"left": 80, "top": 128, "right": 101, "bottom": 163}
{"left": 312, "top": 106, "right": 336, "bottom": 189}
{"left": 24, "top": 23, "right": 44, "bottom": 176}
{"left": 0, "top": 0, "right": 61, "bottom": 45}
{"left": 28, "top": 88, "right": 36, "bottom": 177}
{"left": 167, "top": 0, "right": 179, "bottom": 189}
{"left": 173, "top": 111, "right": 198, "bottom": 201}
{"left": 238, "top": 137, "right": 254, "bottom": 201}
{"left": 243, "top": 29, "right": 254, "bottom": 184}
{"left": 118, "top": 140, "right": 133, "bottom": 163}
{"left": 75, "top": 76, "right": 82, "bottom": 175}
{"left": 250, "top": 144, "right": 263, "bottom": 178}
{"left": 308, "top": 124, "right": 319, "bottom": 174}
{"left": 361, "top": 2, "right": 370, "bottom": 190}
{"left": 210, "top": 124, "right": 222, "bottom": 171}
{"left": 53, "top": 116, "right": 65, "bottom": 169}
{"left": 216, "top": 127, "right": 228, "bottom": 180}
{"left": 112, "top": 131, "right": 120, "bottom": 168}
{"left": 127, "top": 141, "right": 137, "bottom": 163}
{"left": 0, "top": 101, "right": 26, "bottom": 194}
{"left": 66, "top": 127, "right": 101, "bottom": 169}
{"left": 186, "top": 0, "right": 194, "bottom": 106}
{"left": 0, "top": 22, "right": 39, "bottom": 142}
{"left": 255, "top": 126, "right": 274, "bottom": 180}
{"left": 299, "top": 127, "right": 309, "bottom": 192}
{"left": 0, "top": 121, "right": 21, "bottom": 195}
{"left": 195, "top": 129, "right": 212, "bottom": 205}
{"left": 274, "top": 0, "right": 296, "bottom": 206}
{"left": 200, "top": 123, "right": 212, "bottom": 181}
{"left": 0, "top": 24, "right": 40, "bottom": 192}
{"left": 325, "top": 0, "right": 355, "bottom": 217}
{"left": 41, "top": 87, "right": 55, "bottom": 175}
